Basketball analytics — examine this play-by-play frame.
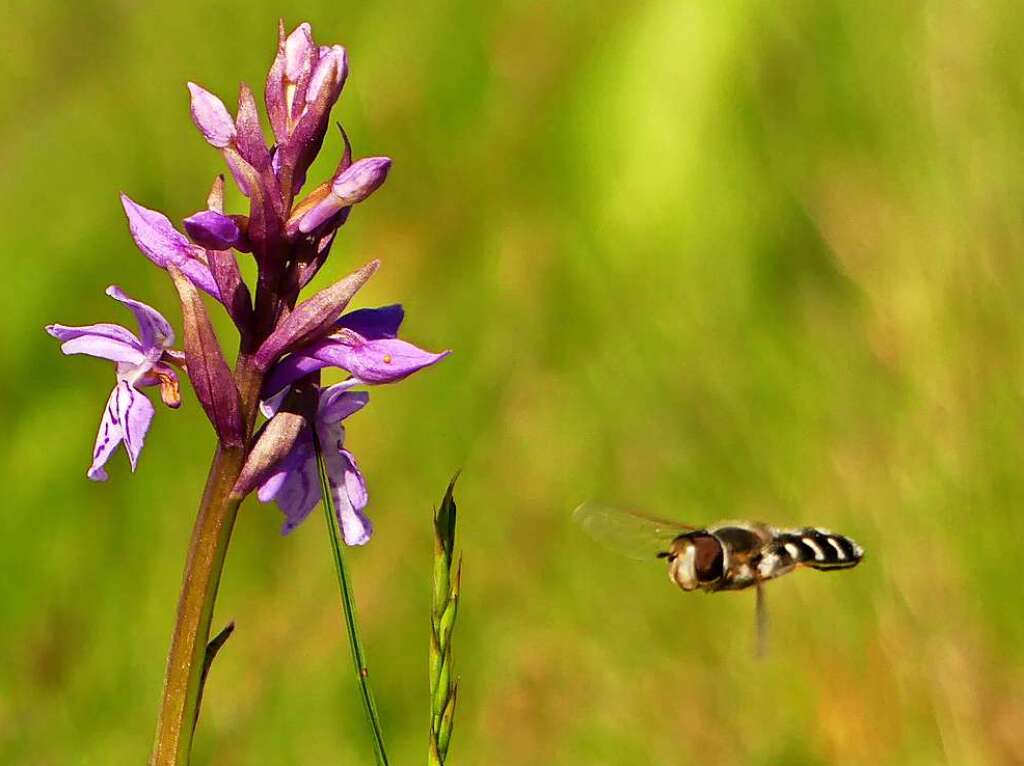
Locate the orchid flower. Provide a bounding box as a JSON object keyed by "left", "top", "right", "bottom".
{"left": 262, "top": 304, "right": 449, "bottom": 405}
{"left": 239, "top": 305, "right": 447, "bottom": 542}
{"left": 46, "top": 286, "right": 181, "bottom": 481}
{"left": 256, "top": 385, "right": 372, "bottom": 542}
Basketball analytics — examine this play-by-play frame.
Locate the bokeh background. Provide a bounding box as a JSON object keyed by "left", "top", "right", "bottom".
{"left": 4, "top": 0, "right": 1024, "bottom": 763}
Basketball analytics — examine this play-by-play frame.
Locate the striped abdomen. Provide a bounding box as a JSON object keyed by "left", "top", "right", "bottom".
{"left": 772, "top": 528, "right": 863, "bottom": 571}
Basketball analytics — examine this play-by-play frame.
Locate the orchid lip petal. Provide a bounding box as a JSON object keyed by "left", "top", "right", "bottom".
{"left": 87, "top": 381, "right": 154, "bottom": 480}
{"left": 271, "top": 451, "right": 321, "bottom": 534}
{"left": 115, "top": 380, "right": 154, "bottom": 470}
{"left": 88, "top": 386, "right": 123, "bottom": 481}
{"left": 255, "top": 382, "right": 373, "bottom": 542}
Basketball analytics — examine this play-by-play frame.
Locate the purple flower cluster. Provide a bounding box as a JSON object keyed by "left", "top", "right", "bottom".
{"left": 46, "top": 21, "right": 447, "bottom": 544}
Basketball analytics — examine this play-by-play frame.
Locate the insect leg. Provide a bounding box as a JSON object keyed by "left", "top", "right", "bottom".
{"left": 754, "top": 579, "right": 769, "bottom": 659}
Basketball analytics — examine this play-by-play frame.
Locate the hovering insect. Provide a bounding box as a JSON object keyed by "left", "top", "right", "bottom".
{"left": 572, "top": 503, "right": 864, "bottom": 652}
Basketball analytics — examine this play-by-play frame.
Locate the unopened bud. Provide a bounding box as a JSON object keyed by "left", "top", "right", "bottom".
{"left": 187, "top": 83, "right": 236, "bottom": 148}
{"left": 296, "top": 157, "right": 391, "bottom": 234}
{"left": 332, "top": 156, "right": 391, "bottom": 205}
{"left": 183, "top": 210, "right": 242, "bottom": 251}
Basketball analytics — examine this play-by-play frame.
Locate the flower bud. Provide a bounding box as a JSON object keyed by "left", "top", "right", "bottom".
{"left": 306, "top": 46, "right": 348, "bottom": 108}
{"left": 332, "top": 156, "right": 391, "bottom": 204}
{"left": 183, "top": 210, "right": 242, "bottom": 251}
{"left": 187, "top": 83, "right": 236, "bottom": 148}
{"left": 296, "top": 157, "right": 391, "bottom": 234}
{"left": 284, "top": 23, "right": 315, "bottom": 83}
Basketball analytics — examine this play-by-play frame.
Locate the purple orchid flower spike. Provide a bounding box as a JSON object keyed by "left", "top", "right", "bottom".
{"left": 262, "top": 304, "right": 450, "bottom": 403}
{"left": 257, "top": 385, "right": 372, "bottom": 544}
{"left": 46, "top": 286, "right": 181, "bottom": 481}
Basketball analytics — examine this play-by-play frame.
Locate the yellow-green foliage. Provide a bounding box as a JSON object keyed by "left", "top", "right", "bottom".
{"left": 3, "top": 1, "right": 1024, "bottom": 764}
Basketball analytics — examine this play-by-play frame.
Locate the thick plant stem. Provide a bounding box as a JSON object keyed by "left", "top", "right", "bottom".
{"left": 150, "top": 360, "right": 262, "bottom": 766}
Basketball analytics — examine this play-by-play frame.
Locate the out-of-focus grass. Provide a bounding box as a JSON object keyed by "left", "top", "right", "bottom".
{"left": 3, "top": 0, "right": 1024, "bottom": 763}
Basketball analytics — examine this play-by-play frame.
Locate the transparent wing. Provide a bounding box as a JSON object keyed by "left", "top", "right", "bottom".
{"left": 572, "top": 502, "right": 696, "bottom": 561}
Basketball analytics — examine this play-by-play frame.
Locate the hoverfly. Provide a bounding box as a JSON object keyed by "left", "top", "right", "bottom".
{"left": 572, "top": 503, "right": 864, "bottom": 654}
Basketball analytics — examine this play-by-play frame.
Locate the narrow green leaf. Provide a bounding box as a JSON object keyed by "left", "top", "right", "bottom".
{"left": 314, "top": 431, "right": 390, "bottom": 766}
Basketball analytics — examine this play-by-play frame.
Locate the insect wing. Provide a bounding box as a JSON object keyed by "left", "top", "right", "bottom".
{"left": 572, "top": 502, "right": 695, "bottom": 561}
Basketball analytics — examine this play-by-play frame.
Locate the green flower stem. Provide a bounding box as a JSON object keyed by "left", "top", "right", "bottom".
{"left": 150, "top": 358, "right": 262, "bottom": 766}
{"left": 313, "top": 435, "right": 390, "bottom": 766}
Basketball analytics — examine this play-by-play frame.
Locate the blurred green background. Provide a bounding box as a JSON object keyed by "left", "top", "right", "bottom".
{"left": 4, "top": 0, "right": 1024, "bottom": 763}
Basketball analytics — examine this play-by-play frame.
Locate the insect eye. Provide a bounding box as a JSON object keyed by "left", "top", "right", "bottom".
{"left": 691, "top": 534, "right": 724, "bottom": 582}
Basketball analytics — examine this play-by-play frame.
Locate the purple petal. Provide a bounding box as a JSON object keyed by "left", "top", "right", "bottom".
{"left": 183, "top": 210, "right": 241, "bottom": 251}
{"left": 270, "top": 454, "right": 321, "bottom": 534}
{"left": 318, "top": 387, "right": 368, "bottom": 425}
{"left": 46, "top": 322, "right": 141, "bottom": 350}
{"left": 256, "top": 433, "right": 312, "bottom": 501}
{"left": 306, "top": 45, "right": 347, "bottom": 107}
{"left": 312, "top": 333, "right": 450, "bottom": 384}
{"left": 187, "top": 82, "right": 236, "bottom": 148}
{"left": 337, "top": 305, "right": 404, "bottom": 340}
{"left": 339, "top": 448, "right": 368, "bottom": 510}
{"left": 105, "top": 285, "right": 174, "bottom": 351}
{"left": 285, "top": 23, "right": 316, "bottom": 83}
{"left": 120, "top": 194, "right": 222, "bottom": 301}
{"left": 261, "top": 352, "right": 324, "bottom": 401}
{"left": 259, "top": 385, "right": 293, "bottom": 418}
{"left": 48, "top": 325, "right": 146, "bottom": 365}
